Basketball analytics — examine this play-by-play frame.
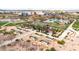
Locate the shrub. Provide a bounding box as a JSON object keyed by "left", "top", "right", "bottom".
{"left": 46, "top": 49, "right": 50, "bottom": 51}
{"left": 27, "top": 40, "right": 31, "bottom": 42}
{"left": 57, "top": 40, "right": 65, "bottom": 45}
{"left": 50, "top": 47, "right": 56, "bottom": 51}
{"left": 46, "top": 47, "right": 56, "bottom": 51}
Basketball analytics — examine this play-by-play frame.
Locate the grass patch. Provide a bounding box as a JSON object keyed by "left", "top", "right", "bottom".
{"left": 5, "top": 23, "right": 16, "bottom": 26}
{"left": 72, "top": 20, "right": 79, "bottom": 31}
{"left": 5, "top": 22, "right": 25, "bottom": 26}
{"left": 0, "top": 21, "right": 8, "bottom": 26}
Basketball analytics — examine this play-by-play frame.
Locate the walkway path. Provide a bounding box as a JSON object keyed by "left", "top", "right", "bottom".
{"left": 58, "top": 20, "right": 76, "bottom": 40}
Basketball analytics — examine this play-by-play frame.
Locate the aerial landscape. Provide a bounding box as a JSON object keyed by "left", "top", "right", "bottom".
{"left": 0, "top": 10, "right": 79, "bottom": 51}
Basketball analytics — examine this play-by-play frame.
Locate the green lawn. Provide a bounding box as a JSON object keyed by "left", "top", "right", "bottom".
{"left": 4, "top": 21, "right": 25, "bottom": 26}
{"left": 72, "top": 21, "right": 79, "bottom": 31}
{"left": 0, "top": 21, "right": 8, "bottom": 26}
{"left": 5, "top": 23, "right": 16, "bottom": 26}
{"left": 0, "top": 21, "right": 23, "bottom": 26}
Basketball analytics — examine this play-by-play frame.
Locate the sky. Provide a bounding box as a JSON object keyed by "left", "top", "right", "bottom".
{"left": 0, "top": 0, "right": 79, "bottom": 10}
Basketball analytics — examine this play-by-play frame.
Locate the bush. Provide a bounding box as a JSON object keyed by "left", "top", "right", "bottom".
{"left": 46, "top": 47, "right": 56, "bottom": 51}
{"left": 46, "top": 49, "right": 50, "bottom": 51}
{"left": 27, "top": 40, "right": 31, "bottom": 42}
{"left": 57, "top": 40, "right": 65, "bottom": 45}
{"left": 50, "top": 47, "right": 56, "bottom": 51}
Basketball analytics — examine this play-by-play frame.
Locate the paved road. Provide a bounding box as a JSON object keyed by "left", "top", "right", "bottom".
{"left": 58, "top": 20, "right": 76, "bottom": 40}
